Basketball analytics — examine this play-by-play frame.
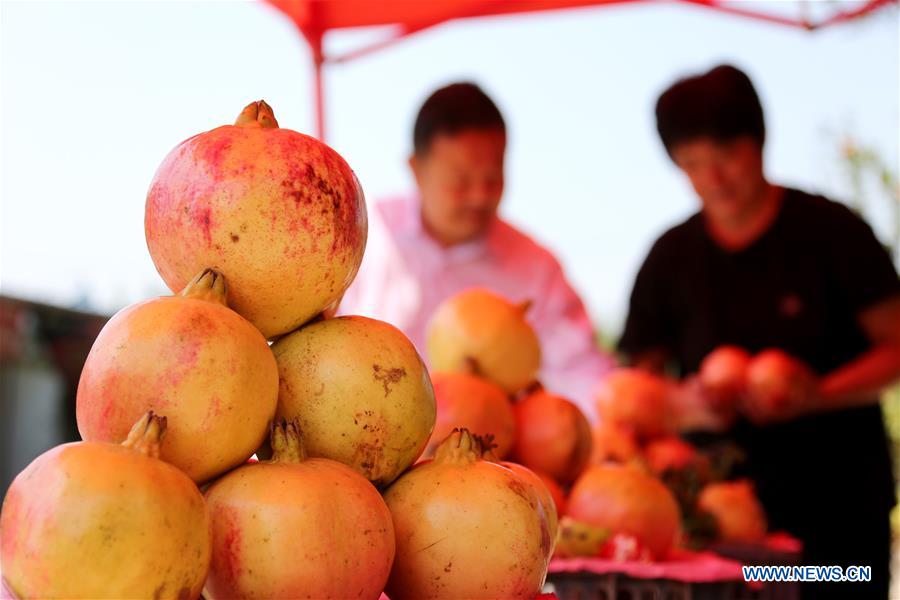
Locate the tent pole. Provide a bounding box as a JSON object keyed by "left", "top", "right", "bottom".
{"left": 306, "top": 28, "right": 326, "bottom": 142}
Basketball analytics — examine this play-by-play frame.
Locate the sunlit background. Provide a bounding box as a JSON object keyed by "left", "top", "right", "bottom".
{"left": 2, "top": 0, "right": 897, "bottom": 337}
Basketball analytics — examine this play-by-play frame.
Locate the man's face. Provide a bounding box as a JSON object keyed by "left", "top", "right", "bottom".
{"left": 410, "top": 128, "right": 505, "bottom": 246}
{"left": 671, "top": 136, "right": 766, "bottom": 223}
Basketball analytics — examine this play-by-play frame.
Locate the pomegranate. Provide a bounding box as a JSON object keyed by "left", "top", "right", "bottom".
{"left": 145, "top": 100, "right": 367, "bottom": 338}
{"left": 423, "top": 371, "right": 515, "bottom": 459}
{"left": 273, "top": 316, "right": 435, "bottom": 487}
{"left": 594, "top": 369, "right": 673, "bottom": 440}
{"left": 0, "top": 413, "right": 210, "bottom": 599}
{"left": 513, "top": 386, "right": 592, "bottom": 485}
{"left": 698, "top": 480, "right": 767, "bottom": 542}
{"left": 76, "top": 269, "right": 277, "bottom": 482}
{"left": 204, "top": 420, "right": 394, "bottom": 599}
{"left": 478, "top": 438, "right": 561, "bottom": 545}
{"left": 383, "top": 430, "right": 551, "bottom": 599}
{"left": 590, "top": 421, "right": 640, "bottom": 465}
{"left": 744, "top": 349, "right": 812, "bottom": 418}
{"left": 699, "top": 345, "right": 751, "bottom": 417}
{"left": 567, "top": 464, "right": 682, "bottom": 560}
{"left": 426, "top": 288, "right": 541, "bottom": 393}
{"left": 643, "top": 436, "right": 707, "bottom": 476}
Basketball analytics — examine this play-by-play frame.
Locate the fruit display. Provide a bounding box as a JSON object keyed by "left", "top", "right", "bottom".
{"left": 2, "top": 96, "right": 790, "bottom": 598}
{"left": 145, "top": 100, "right": 367, "bottom": 339}
{"left": 426, "top": 288, "right": 541, "bottom": 393}
{"left": 0, "top": 413, "right": 210, "bottom": 599}
{"left": 3, "top": 102, "right": 573, "bottom": 599}
{"left": 272, "top": 315, "right": 436, "bottom": 488}
{"left": 424, "top": 371, "right": 516, "bottom": 459}
{"left": 383, "top": 429, "right": 553, "bottom": 600}
{"left": 204, "top": 420, "right": 395, "bottom": 599}
{"left": 76, "top": 268, "right": 278, "bottom": 482}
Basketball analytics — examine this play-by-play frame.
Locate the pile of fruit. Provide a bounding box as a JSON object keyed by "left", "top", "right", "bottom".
{"left": 422, "top": 299, "right": 771, "bottom": 564}
{"left": 0, "top": 102, "right": 556, "bottom": 600}
{"left": 0, "top": 101, "right": 779, "bottom": 599}
{"left": 558, "top": 362, "right": 772, "bottom": 561}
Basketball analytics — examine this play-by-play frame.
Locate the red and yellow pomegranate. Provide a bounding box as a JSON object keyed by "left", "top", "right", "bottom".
{"left": 383, "top": 430, "right": 551, "bottom": 600}
{"left": 567, "top": 464, "right": 681, "bottom": 561}
{"left": 423, "top": 371, "right": 515, "bottom": 459}
{"left": 594, "top": 369, "right": 673, "bottom": 440}
{"left": 698, "top": 480, "right": 767, "bottom": 542}
{"left": 0, "top": 413, "right": 210, "bottom": 599}
{"left": 426, "top": 288, "right": 541, "bottom": 393}
{"left": 590, "top": 422, "right": 640, "bottom": 466}
{"left": 273, "top": 316, "right": 435, "bottom": 487}
{"left": 699, "top": 345, "right": 751, "bottom": 414}
{"left": 145, "top": 100, "right": 367, "bottom": 338}
{"left": 643, "top": 436, "right": 707, "bottom": 476}
{"left": 77, "top": 269, "right": 277, "bottom": 482}
{"left": 204, "top": 420, "right": 394, "bottom": 599}
{"left": 513, "top": 386, "right": 592, "bottom": 485}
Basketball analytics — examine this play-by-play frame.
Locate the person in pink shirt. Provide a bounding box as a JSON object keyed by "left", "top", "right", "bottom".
{"left": 339, "top": 82, "right": 615, "bottom": 419}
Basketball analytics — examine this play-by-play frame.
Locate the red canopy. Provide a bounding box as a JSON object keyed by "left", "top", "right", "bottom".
{"left": 265, "top": 0, "right": 896, "bottom": 139}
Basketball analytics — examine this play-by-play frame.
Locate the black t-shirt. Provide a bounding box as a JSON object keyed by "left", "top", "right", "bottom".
{"left": 619, "top": 188, "right": 899, "bottom": 534}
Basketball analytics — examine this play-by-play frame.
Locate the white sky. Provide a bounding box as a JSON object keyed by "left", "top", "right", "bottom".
{"left": 1, "top": 1, "right": 897, "bottom": 337}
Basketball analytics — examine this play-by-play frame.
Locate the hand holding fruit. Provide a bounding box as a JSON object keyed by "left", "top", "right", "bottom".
{"left": 670, "top": 375, "right": 736, "bottom": 432}
{"left": 741, "top": 349, "right": 819, "bottom": 425}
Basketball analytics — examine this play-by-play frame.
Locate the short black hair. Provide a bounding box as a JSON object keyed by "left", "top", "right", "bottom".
{"left": 655, "top": 65, "right": 765, "bottom": 157}
{"left": 413, "top": 82, "right": 506, "bottom": 154}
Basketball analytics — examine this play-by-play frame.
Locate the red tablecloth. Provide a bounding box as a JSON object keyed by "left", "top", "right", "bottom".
{"left": 550, "top": 547, "right": 745, "bottom": 583}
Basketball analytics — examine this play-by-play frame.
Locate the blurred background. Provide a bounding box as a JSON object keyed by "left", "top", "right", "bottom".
{"left": 1, "top": 0, "right": 897, "bottom": 527}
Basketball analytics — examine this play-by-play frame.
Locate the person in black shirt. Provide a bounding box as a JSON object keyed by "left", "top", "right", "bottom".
{"left": 619, "top": 64, "right": 900, "bottom": 599}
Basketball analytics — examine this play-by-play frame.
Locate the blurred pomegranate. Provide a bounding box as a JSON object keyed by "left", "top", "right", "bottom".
{"left": 699, "top": 345, "right": 751, "bottom": 414}
{"left": 513, "top": 387, "right": 592, "bottom": 485}
{"left": 698, "top": 480, "right": 767, "bottom": 542}
{"left": 426, "top": 288, "right": 541, "bottom": 394}
{"left": 423, "top": 372, "right": 515, "bottom": 459}
{"left": 567, "top": 464, "right": 681, "bottom": 561}
{"left": 744, "top": 349, "right": 812, "bottom": 418}
{"left": 589, "top": 422, "right": 640, "bottom": 465}
{"left": 594, "top": 369, "right": 673, "bottom": 440}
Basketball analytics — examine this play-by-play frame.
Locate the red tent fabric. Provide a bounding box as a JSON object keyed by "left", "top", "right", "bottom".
{"left": 264, "top": 0, "right": 896, "bottom": 139}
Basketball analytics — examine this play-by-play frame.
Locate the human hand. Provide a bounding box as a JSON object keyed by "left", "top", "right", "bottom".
{"left": 671, "top": 376, "right": 737, "bottom": 433}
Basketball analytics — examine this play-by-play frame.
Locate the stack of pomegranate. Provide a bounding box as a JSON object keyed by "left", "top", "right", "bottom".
{"left": 567, "top": 361, "right": 770, "bottom": 560}
{"left": 0, "top": 102, "right": 554, "bottom": 600}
